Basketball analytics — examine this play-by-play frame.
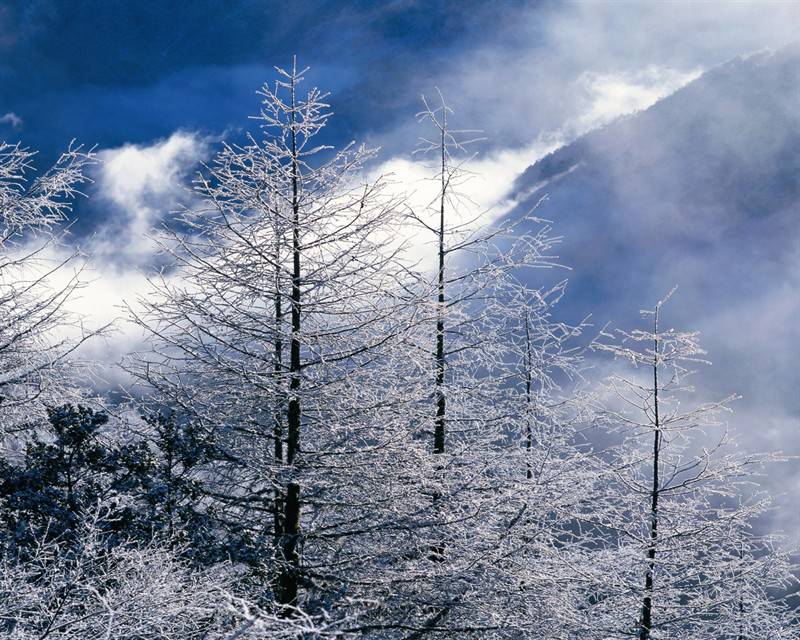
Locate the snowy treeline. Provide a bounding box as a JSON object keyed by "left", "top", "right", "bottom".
{"left": 0, "top": 64, "right": 797, "bottom": 639}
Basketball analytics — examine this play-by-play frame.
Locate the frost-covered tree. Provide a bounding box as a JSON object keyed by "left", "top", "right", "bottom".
{"left": 409, "top": 92, "right": 557, "bottom": 457}
{"left": 475, "top": 284, "right": 616, "bottom": 637}
{"left": 714, "top": 531, "right": 799, "bottom": 640}
{"left": 584, "top": 290, "right": 796, "bottom": 639}
{"left": 0, "top": 505, "right": 227, "bottom": 639}
{"left": 355, "top": 94, "right": 608, "bottom": 638}
{"left": 0, "top": 499, "right": 343, "bottom": 640}
{"left": 126, "top": 61, "right": 420, "bottom": 620}
{"left": 0, "top": 404, "right": 118, "bottom": 552}
{"left": 0, "top": 404, "right": 220, "bottom": 560}
{"left": 0, "top": 140, "right": 97, "bottom": 435}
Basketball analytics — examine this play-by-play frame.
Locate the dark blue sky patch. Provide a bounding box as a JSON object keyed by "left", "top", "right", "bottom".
{"left": 0, "top": 0, "right": 543, "bottom": 233}
{"left": 0, "top": 1, "right": 532, "bottom": 145}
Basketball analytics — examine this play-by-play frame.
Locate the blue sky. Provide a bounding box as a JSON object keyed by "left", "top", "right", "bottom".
{"left": 0, "top": 1, "right": 533, "bottom": 176}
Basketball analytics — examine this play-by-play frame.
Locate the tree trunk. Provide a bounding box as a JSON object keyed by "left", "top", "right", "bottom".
{"left": 278, "top": 61, "right": 302, "bottom": 610}
{"left": 273, "top": 247, "right": 284, "bottom": 541}
{"left": 278, "top": 481, "right": 300, "bottom": 610}
{"left": 639, "top": 309, "right": 661, "bottom": 640}
{"left": 524, "top": 311, "right": 533, "bottom": 480}
{"left": 434, "top": 123, "right": 446, "bottom": 456}
{"left": 428, "top": 118, "right": 447, "bottom": 564}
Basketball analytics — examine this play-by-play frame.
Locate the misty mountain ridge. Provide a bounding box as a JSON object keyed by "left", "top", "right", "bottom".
{"left": 504, "top": 44, "right": 800, "bottom": 485}
{"left": 514, "top": 43, "right": 800, "bottom": 230}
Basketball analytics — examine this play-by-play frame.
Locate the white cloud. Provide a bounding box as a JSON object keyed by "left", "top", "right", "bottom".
{"left": 0, "top": 112, "right": 22, "bottom": 128}
{"left": 367, "top": 135, "right": 562, "bottom": 268}
{"left": 0, "top": 132, "right": 208, "bottom": 390}
{"left": 31, "top": 132, "right": 212, "bottom": 380}
{"left": 0, "top": 236, "right": 151, "bottom": 392}
{"left": 380, "top": 1, "right": 798, "bottom": 156}
{"left": 576, "top": 66, "right": 702, "bottom": 131}
{"left": 93, "top": 131, "right": 207, "bottom": 265}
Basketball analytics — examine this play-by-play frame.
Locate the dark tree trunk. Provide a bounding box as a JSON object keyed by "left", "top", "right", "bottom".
{"left": 640, "top": 310, "right": 661, "bottom": 640}
{"left": 278, "top": 62, "right": 302, "bottom": 610}
{"left": 434, "top": 124, "right": 446, "bottom": 456}
{"left": 737, "top": 541, "right": 745, "bottom": 640}
{"left": 278, "top": 481, "right": 300, "bottom": 609}
{"left": 524, "top": 312, "right": 533, "bottom": 480}
{"left": 428, "top": 120, "right": 447, "bottom": 564}
{"left": 273, "top": 248, "right": 284, "bottom": 541}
